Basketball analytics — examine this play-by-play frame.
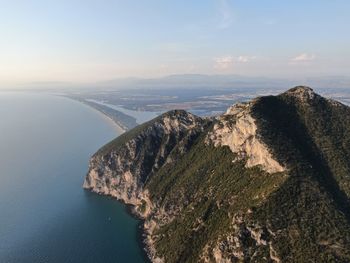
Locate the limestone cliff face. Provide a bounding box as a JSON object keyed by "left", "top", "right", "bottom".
{"left": 83, "top": 110, "right": 205, "bottom": 262}
{"left": 84, "top": 109, "right": 204, "bottom": 210}
{"left": 206, "top": 102, "right": 285, "bottom": 174}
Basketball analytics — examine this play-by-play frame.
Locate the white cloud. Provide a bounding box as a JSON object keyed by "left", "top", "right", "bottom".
{"left": 237, "top": 56, "right": 257, "bottom": 63}
{"left": 214, "top": 56, "right": 234, "bottom": 70}
{"left": 218, "top": 0, "right": 233, "bottom": 29}
{"left": 214, "top": 55, "right": 258, "bottom": 70}
{"left": 291, "top": 53, "right": 315, "bottom": 62}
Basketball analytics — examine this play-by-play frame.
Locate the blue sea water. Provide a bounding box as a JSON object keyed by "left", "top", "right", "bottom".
{"left": 0, "top": 92, "right": 146, "bottom": 263}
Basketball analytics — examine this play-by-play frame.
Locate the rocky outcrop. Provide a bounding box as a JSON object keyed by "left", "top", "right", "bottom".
{"left": 200, "top": 214, "right": 280, "bottom": 263}
{"left": 84, "top": 110, "right": 203, "bottom": 201}
{"left": 283, "top": 85, "right": 317, "bottom": 102}
{"left": 83, "top": 110, "right": 205, "bottom": 261}
{"left": 206, "top": 102, "right": 285, "bottom": 174}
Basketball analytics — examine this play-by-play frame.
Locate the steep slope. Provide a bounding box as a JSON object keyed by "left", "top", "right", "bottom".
{"left": 84, "top": 86, "right": 350, "bottom": 262}
{"left": 84, "top": 109, "right": 204, "bottom": 207}
{"left": 249, "top": 86, "right": 350, "bottom": 262}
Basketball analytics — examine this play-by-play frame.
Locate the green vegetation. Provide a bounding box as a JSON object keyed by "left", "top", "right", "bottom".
{"left": 146, "top": 130, "right": 286, "bottom": 262}
{"left": 97, "top": 115, "right": 158, "bottom": 156}
{"left": 138, "top": 199, "right": 147, "bottom": 214}
{"left": 93, "top": 87, "right": 350, "bottom": 262}
{"left": 146, "top": 88, "right": 350, "bottom": 262}
{"left": 97, "top": 110, "right": 192, "bottom": 156}
{"left": 250, "top": 90, "right": 350, "bottom": 261}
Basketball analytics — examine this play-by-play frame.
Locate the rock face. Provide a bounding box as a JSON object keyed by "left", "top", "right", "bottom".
{"left": 206, "top": 102, "right": 285, "bottom": 174}
{"left": 84, "top": 110, "right": 204, "bottom": 208}
{"left": 84, "top": 110, "right": 205, "bottom": 262}
{"left": 283, "top": 85, "right": 316, "bottom": 102}
{"left": 84, "top": 86, "right": 350, "bottom": 263}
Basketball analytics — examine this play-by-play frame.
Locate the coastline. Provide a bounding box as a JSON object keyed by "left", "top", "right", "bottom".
{"left": 122, "top": 200, "right": 153, "bottom": 263}
{"left": 90, "top": 192, "right": 153, "bottom": 263}
{"left": 69, "top": 96, "right": 153, "bottom": 262}
{"left": 83, "top": 102, "right": 126, "bottom": 134}
{"left": 60, "top": 95, "right": 128, "bottom": 134}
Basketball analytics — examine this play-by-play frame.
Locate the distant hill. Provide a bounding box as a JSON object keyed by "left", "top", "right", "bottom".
{"left": 6, "top": 74, "right": 350, "bottom": 91}
{"left": 95, "top": 74, "right": 350, "bottom": 90}
{"left": 84, "top": 86, "right": 350, "bottom": 262}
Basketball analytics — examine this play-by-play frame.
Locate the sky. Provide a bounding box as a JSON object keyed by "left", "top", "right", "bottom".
{"left": 0, "top": 0, "right": 349, "bottom": 85}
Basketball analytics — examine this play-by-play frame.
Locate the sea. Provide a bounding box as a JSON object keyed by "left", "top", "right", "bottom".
{"left": 0, "top": 92, "right": 146, "bottom": 263}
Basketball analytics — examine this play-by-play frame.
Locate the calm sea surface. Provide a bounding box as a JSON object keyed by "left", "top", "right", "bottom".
{"left": 0, "top": 92, "right": 146, "bottom": 263}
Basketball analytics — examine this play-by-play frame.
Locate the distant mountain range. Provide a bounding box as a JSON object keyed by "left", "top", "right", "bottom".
{"left": 7, "top": 74, "right": 350, "bottom": 90}
{"left": 95, "top": 74, "right": 350, "bottom": 90}
{"left": 84, "top": 86, "right": 350, "bottom": 262}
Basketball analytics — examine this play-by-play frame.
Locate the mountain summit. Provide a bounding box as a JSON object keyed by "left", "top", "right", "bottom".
{"left": 84, "top": 86, "right": 350, "bottom": 263}
{"left": 283, "top": 85, "right": 316, "bottom": 101}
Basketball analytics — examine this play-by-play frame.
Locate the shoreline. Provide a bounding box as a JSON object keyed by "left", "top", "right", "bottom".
{"left": 84, "top": 103, "right": 127, "bottom": 134}
{"left": 61, "top": 95, "right": 128, "bottom": 134}
{"left": 125, "top": 201, "right": 153, "bottom": 263}
{"left": 86, "top": 190, "right": 153, "bottom": 263}
{"left": 71, "top": 96, "right": 153, "bottom": 262}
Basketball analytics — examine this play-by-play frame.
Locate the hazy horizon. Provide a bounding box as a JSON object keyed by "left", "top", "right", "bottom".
{"left": 2, "top": 73, "right": 350, "bottom": 91}
{"left": 1, "top": 0, "right": 350, "bottom": 87}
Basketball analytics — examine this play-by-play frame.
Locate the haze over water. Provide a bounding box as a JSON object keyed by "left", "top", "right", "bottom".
{"left": 0, "top": 92, "right": 145, "bottom": 263}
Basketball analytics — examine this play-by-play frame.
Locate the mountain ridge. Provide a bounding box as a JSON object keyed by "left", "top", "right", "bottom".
{"left": 84, "top": 86, "right": 350, "bottom": 262}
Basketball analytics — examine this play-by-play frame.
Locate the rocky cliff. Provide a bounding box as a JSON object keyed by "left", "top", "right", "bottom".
{"left": 84, "top": 86, "right": 350, "bottom": 263}
{"left": 84, "top": 110, "right": 205, "bottom": 261}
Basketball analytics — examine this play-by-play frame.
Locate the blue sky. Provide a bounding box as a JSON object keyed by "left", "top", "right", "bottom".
{"left": 0, "top": 0, "right": 349, "bottom": 84}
